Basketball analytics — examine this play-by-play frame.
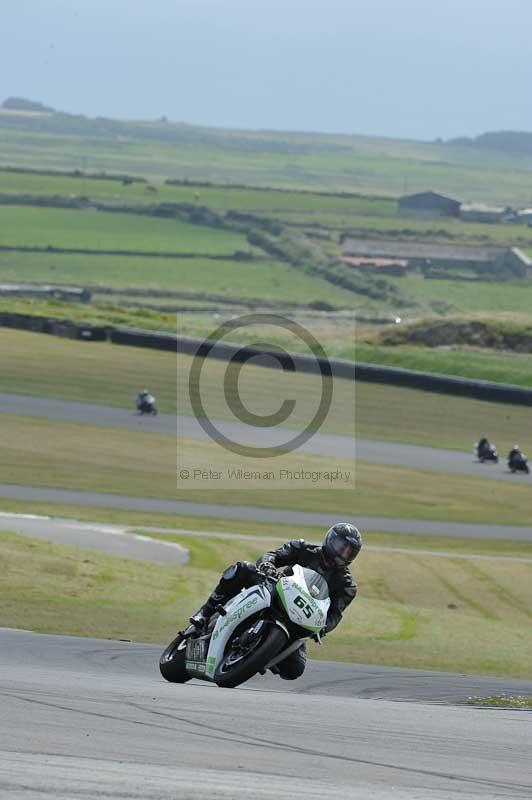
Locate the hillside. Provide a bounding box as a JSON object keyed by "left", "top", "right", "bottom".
{"left": 3, "top": 106, "right": 532, "bottom": 390}
{"left": 2, "top": 101, "right": 532, "bottom": 203}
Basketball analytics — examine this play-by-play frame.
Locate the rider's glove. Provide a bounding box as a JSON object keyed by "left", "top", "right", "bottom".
{"left": 257, "top": 562, "right": 278, "bottom": 580}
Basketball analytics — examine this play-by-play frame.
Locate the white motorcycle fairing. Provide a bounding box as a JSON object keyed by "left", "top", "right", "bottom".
{"left": 276, "top": 564, "right": 330, "bottom": 633}
{"left": 183, "top": 565, "right": 331, "bottom": 683}
{"left": 194, "top": 583, "right": 273, "bottom": 680}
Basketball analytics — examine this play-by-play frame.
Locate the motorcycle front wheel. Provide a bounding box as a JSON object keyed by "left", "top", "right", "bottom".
{"left": 159, "top": 633, "right": 191, "bottom": 683}
{"left": 214, "top": 624, "right": 287, "bottom": 689}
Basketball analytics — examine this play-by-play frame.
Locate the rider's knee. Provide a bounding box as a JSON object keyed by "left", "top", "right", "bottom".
{"left": 278, "top": 659, "right": 306, "bottom": 680}
{"left": 221, "top": 563, "right": 239, "bottom": 581}
{"left": 221, "top": 561, "right": 257, "bottom": 586}
{"left": 278, "top": 645, "right": 307, "bottom": 681}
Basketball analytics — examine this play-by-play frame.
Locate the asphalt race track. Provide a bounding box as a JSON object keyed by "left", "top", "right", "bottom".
{"left": 0, "top": 512, "right": 189, "bottom": 564}
{"left": 0, "top": 392, "right": 528, "bottom": 483}
{"left": 4, "top": 511, "right": 532, "bottom": 566}
{"left": 2, "top": 482, "right": 532, "bottom": 541}
{"left": 1, "top": 629, "right": 531, "bottom": 800}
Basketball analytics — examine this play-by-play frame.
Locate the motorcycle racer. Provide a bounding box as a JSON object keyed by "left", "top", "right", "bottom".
{"left": 189, "top": 523, "right": 361, "bottom": 680}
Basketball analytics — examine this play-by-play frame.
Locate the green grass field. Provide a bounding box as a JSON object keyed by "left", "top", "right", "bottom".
{"left": 386, "top": 274, "right": 532, "bottom": 317}
{"left": 3, "top": 121, "right": 532, "bottom": 204}
{"left": 354, "top": 342, "right": 532, "bottom": 388}
{"left": 1, "top": 528, "right": 530, "bottom": 678}
{"left": 0, "top": 251, "right": 357, "bottom": 306}
{"left": 0, "top": 167, "right": 397, "bottom": 217}
{"left": 4, "top": 144, "right": 532, "bottom": 341}
{"left": 0, "top": 205, "right": 251, "bottom": 255}
{"left": 2, "top": 329, "right": 532, "bottom": 453}
{"left": 4, "top": 166, "right": 532, "bottom": 247}
{"left": 338, "top": 213, "right": 532, "bottom": 247}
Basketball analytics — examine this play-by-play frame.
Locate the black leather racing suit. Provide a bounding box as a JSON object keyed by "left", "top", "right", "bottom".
{"left": 258, "top": 539, "right": 358, "bottom": 635}
{"left": 208, "top": 539, "right": 357, "bottom": 680}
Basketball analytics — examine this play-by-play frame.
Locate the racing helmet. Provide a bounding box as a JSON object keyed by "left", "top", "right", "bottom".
{"left": 322, "top": 523, "right": 362, "bottom": 567}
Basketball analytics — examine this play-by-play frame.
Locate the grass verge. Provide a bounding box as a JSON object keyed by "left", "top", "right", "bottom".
{"left": 467, "top": 696, "right": 532, "bottom": 708}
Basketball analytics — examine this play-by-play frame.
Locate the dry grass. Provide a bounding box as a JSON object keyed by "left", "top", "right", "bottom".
{"left": 1, "top": 414, "right": 532, "bottom": 525}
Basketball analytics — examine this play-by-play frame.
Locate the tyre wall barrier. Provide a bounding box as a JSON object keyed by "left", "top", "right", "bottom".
{"left": 51, "top": 321, "right": 108, "bottom": 341}
{"left": 110, "top": 327, "right": 178, "bottom": 352}
{"left": 2, "top": 313, "right": 531, "bottom": 406}
{"left": 171, "top": 334, "right": 532, "bottom": 406}
{"left": 352, "top": 362, "right": 532, "bottom": 405}
{"left": 0, "top": 312, "right": 107, "bottom": 341}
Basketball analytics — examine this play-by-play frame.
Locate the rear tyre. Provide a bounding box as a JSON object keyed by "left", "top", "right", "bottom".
{"left": 214, "top": 625, "right": 287, "bottom": 689}
{"left": 159, "top": 634, "right": 191, "bottom": 683}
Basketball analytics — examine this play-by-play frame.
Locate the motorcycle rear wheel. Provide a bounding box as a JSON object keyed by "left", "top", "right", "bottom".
{"left": 214, "top": 625, "right": 287, "bottom": 689}
{"left": 159, "top": 633, "right": 191, "bottom": 683}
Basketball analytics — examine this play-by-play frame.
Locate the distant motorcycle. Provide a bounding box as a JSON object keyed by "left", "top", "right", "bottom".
{"left": 475, "top": 441, "right": 499, "bottom": 463}
{"left": 508, "top": 453, "right": 529, "bottom": 474}
{"left": 136, "top": 394, "right": 157, "bottom": 416}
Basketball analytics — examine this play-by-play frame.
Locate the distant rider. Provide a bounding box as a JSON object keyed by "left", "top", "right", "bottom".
{"left": 476, "top": 436, "right": 498, "bottom": 460}
{"left": 476, "top": 437, "right": 490, "bottom": 459}
{"left": 136, "top": 388, "right": 153, "bottom": 410}
{"left": 189, "top": 523, "right": 362, "bottom": 680}
{"left": 508, "top": 444, "right": 523, "bottom": 466}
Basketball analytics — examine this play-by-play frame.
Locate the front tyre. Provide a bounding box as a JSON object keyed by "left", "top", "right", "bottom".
{"left": 159, "top": 633, "right": 191, "bottom": 683}
{"left": 214, "top": 624, "right": 287, "bottom": 689}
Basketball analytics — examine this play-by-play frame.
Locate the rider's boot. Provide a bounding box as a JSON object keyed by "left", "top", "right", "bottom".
{"left": 189, "top": 590, "right": 226, "bottom": 630}
{"left": 189, "top": 562, "right": 254, "bottom": 630}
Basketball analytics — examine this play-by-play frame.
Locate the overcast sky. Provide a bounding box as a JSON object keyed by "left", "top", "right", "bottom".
{"left": 2, "top": 0, "right": 531, "bottom": 140}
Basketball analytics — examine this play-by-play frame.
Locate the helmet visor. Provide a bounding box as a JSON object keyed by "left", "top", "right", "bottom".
{"left": 327, "top": 534, "right": 359, "bottom": 566}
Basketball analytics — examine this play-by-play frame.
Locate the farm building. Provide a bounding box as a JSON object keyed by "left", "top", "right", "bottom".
{"left": 341, "top": 237, "right": 532, "bottom": 279}
{"left": 398, "top": 191, "right": 461, "bottom": 218}
{"left": 516, "top": 209, "right": 532, "bottom": 225}
{"left": 459, "top": 203, "right": 515, "bottom": 223}
{"left": 340, "top": 256, "right": 408, "bottom": 276}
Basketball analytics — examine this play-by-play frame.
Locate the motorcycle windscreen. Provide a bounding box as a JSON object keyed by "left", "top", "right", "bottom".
{"left": 301, "top": 568, "right": 329, "bottom": 600}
